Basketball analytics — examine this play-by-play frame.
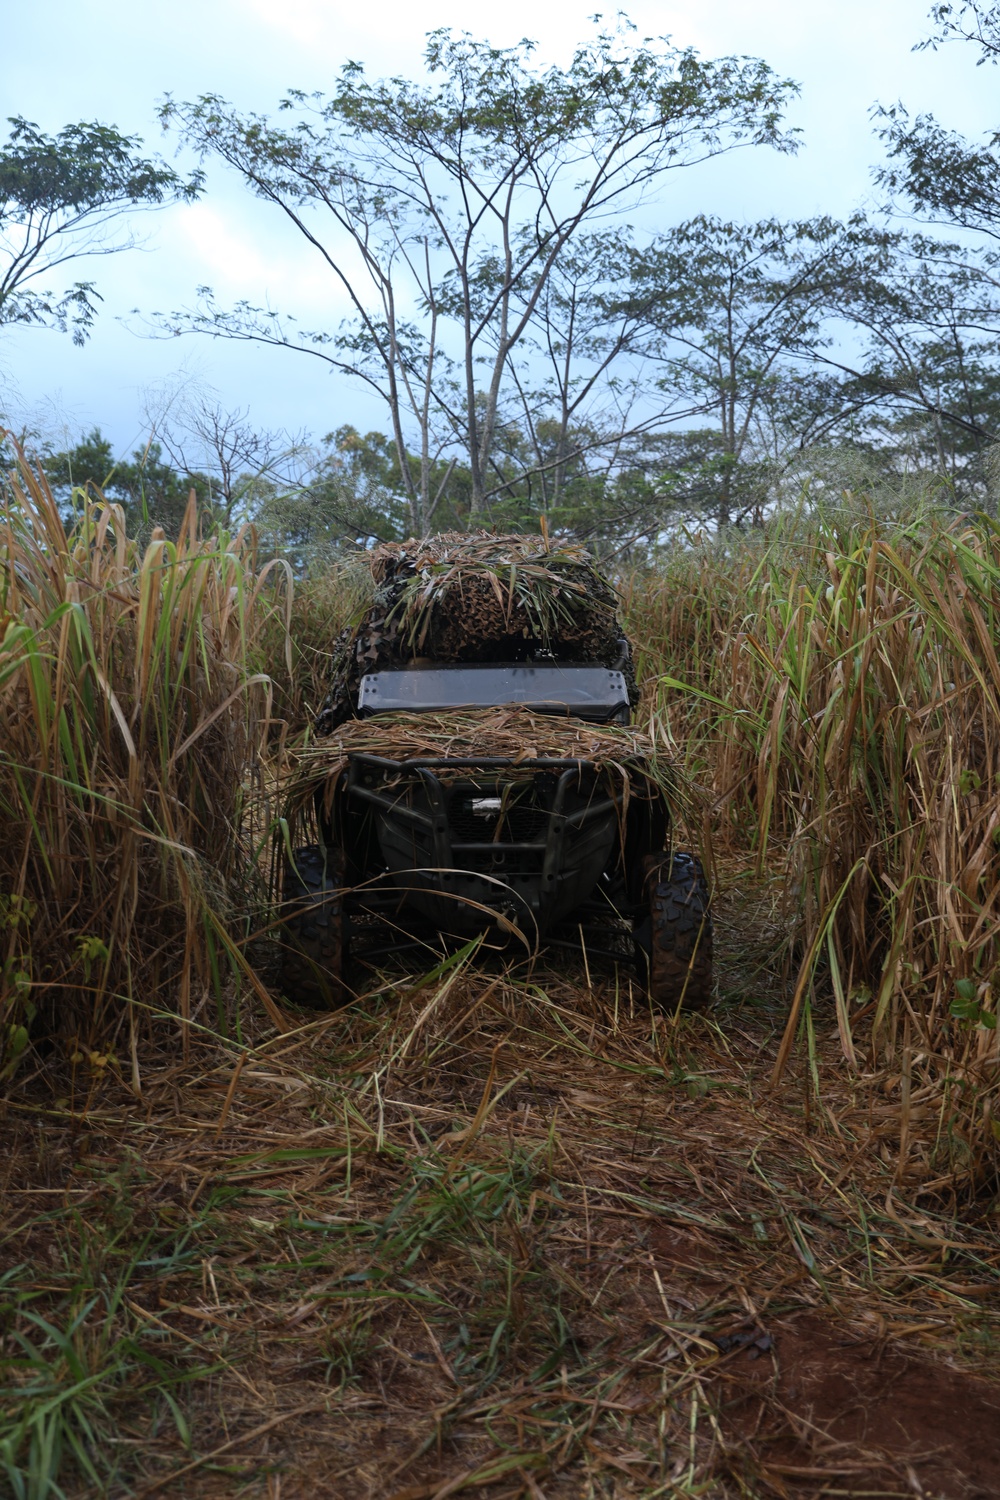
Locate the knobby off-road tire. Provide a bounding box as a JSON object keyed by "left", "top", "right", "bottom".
{"left": 634, "top": 851, "right": 713, "bottom": 1011}
{"left": 280, "top": 844, "right": 348, "bottom": 1009}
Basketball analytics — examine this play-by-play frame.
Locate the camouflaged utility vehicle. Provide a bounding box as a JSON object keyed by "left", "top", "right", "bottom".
{"left": 278, "top": 533, "right": 712, "bottom": 1008}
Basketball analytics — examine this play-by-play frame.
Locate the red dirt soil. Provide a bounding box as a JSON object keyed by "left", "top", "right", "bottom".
{"left": 647, "top": 1223, "right": 1000, "bottom": 1498}
{"left": 721, "top": 1312, "right": 1000, "bottom": 1498}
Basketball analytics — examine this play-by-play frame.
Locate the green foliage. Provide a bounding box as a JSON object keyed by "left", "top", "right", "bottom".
{"left": 923, "top": 2, "right": 1000, "bottom": 62}
{"left": 145, "top": 14, "right": 1000, "bottom": 523}
{"left": 950, "top": 977, "right": 998, "bottom": 1029}
{"left": 0, "top": 116, "right": 199, "bottom": 344}
{"left": 42, "top": 428, "right": 213, "bottom": 538}
{"left": 0, "top": 1184, "right": 214, "bottom": 1499}
{"left": 376, "top": 1154, "right": 538, "bottom": 1270}
{"left": 158, "top": 21, "right": 799, "bottom": 528}
{"left": 627, "top": 215, "right": 898, "bottom": 523}
{"left": 0, "top": 1293, "right": 183, "bottom": 1499}
{"left": 850, "top": 10, "right": 1000, "bottom": 463}
{"left": 876, "top": 102, "right": 1000, "bottom": 238}
{"left": 252, "top": 426, "right": 410, "bottom": 569}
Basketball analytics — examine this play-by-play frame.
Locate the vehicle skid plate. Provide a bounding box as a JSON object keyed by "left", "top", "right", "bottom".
{"left": 342, "top": 750, "right": 628, "bottom": 935}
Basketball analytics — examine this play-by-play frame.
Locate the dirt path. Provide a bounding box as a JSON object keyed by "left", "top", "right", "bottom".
{"left": 3, "top": 907, "right": 1000, "bottom": 1497}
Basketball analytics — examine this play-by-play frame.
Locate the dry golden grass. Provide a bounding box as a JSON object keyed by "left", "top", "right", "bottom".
{"left": 262, "top": 562, "right": 361, "bottom": 740}
{"left": 5, "top": 459, "right": 1000, "bottom": 1496}
{"left": 3, "top": 905, "right": 999, "bottom": 1498}
{"left": 289, "top": 706, "right": 659, "bottom": 769}
{"left": 0, "top": 445, "right": 281, "bottom": 1081}
{"left": 627, "top": 505, "right": 1000, "bottom": 1196}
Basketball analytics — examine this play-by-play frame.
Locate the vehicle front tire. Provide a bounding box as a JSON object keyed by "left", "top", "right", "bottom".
{"left": 634, "top": 851, "right": 712, "bottom": 1011}
{"left": 280, "top": 844, "right": 349, "bottom": 1009}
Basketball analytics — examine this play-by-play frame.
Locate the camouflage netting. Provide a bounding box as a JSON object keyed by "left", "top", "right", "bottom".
{"left": 315, "top": 532, "right": 634, "bottom": 734}
{"left": 282, "top": 707, "right": 687, "bottom": 823}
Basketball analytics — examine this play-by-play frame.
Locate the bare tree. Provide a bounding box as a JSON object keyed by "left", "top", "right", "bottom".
{"left": 147, "top": 389, "right": 311, "bottom": 529}
{"left": 471, "top": 227, "right": 686, "bottom": 512}
{"left": 156, "top": 22, "right": 797, "bottom": 532}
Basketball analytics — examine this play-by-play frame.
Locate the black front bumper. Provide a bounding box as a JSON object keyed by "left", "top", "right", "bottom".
{"left": 338, "top": 751, "right": 627, "bottom": 936}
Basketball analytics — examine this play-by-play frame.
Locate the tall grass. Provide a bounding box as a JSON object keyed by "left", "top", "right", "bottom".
{"left": 629, "top": 500, "right": 1000, "bottom": 1192}
{"left": 260, "top": 554, "right": 373, "bottom": 739}
{"left": 0, "top": 447, "right": 281, "bottom": 1085}
{"left": 6, "top": 442, "right": 998, "bottom": 1196}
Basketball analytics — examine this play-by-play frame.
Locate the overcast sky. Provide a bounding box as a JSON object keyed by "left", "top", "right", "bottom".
{"left": 1, "top": 0, "right": 997, "bottom": 460}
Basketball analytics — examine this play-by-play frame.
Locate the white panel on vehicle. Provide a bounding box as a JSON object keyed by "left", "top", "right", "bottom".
{"left": 357, "top": 664, "right": 629, "bottom": 721}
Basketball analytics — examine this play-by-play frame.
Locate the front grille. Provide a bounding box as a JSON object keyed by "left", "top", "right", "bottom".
{"left": 448, "top": 787, "right": 550, "bottom": 845}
